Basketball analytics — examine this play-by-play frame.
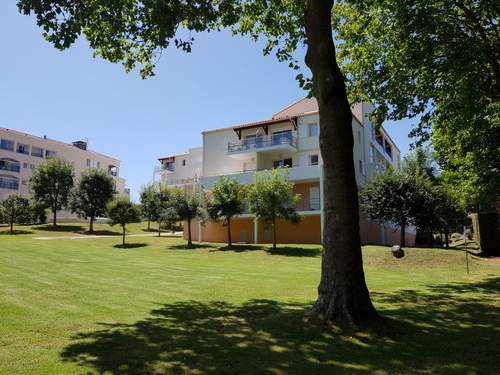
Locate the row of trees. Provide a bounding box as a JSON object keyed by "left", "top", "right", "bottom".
{"left": 360, "top": 149, "right": 467, "bottom": 248}
{"left": 140, "top": 169, "right": 301, "bottom": 249}
{"left": 0, "top": 158, "right": 117, "bottom": 233}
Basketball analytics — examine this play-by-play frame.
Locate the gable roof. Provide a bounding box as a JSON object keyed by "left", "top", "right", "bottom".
{"left": 272, "top": 97, "right": 318, "bottom": 119}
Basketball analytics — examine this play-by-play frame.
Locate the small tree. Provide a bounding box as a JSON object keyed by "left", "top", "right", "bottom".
{"left": 360, "top": 170, "right": 434, "bottom": 247}
{"left": 432, "top": 187, "right": 467, "bottom": 248}
{"left": 140, "top": 184, "right": 159, "bottom": 231}
{"left": 0, "top": 194, "right": 31, "bottom": 233}
{"left": 70, "top": 168, "right": 115, "bottom": 233}
{"left": 29, "top": 199, "right": 48, "bottom": 225}
{"left": 206, "top": 177, "right": 245, "bottom": 247}
{"left": 158, "top": 207, "right": 179, "bottom": 236}
{"left": 30, "top": 158, "right": 74, "bottom": 226}
{"left": 170, "top": 189, "right": 202, "bottom": 248}
{"left": 247, "top": 169, "right": 301, "bottom": 250}
{"left": 107, "top": 197, "right": 141, "bottom": 246}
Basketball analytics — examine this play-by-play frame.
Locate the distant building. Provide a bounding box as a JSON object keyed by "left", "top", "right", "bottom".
{"left": 0, "top": 127, "right": 127, "bottom": 204}
{"left": 155, "top": 98, "right": 415, "bottom": 246}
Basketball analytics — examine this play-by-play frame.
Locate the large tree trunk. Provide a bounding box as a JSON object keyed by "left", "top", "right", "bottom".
{"left": 187, "top": 218, "right": 193, "bottom": 248}
{"left": 227, "top": 218, "right": 232, "bottom": 247}
{"left": 305, "top": 0, "right": 378, "bottom": 324}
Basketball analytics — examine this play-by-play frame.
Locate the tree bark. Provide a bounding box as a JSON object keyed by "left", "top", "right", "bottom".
{"left": 272, "top": 217, "right": 277, "bottom": 250}
{"left": 227, "top": 218, "right": 232, "bottom": 247}
{"left": 187, "top": 218, "right": 193, "bottom": 248}
{"left": 89, "top": 216, "right": 94, "bottom": 233}
{"left": 52, "top": 208, "right": 57, "bottom": 227}
{"left": 400, "top": 219, "right": 406, "bottom": 247}
{"left": 122, "top": 226, "right": 126, "bottom": 246}
{"left": 10, "top": 218, "right": 14, "bottom": 234}
{"left": 305, "top": 0, "right": 378, "bottom": 324}
{"left": 148, "top": 218, "right": 151, "bottom": 231}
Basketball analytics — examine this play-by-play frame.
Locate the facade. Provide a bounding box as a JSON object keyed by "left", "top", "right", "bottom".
{"left": 0, "top": 127, "right": 127, "bottom": 204}
{"left": 156, "top": 98, "right": 415, "bottom": 246}
{"left": 154, "top": 147, "right": 203, "bottom": 189}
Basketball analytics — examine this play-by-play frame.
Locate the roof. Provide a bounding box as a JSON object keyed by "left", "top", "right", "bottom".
{"left": 0, "top": 127, "right": 121, "bottom": 162}
{"left": 272, "top": 97, "right": 318, "bottom": 119}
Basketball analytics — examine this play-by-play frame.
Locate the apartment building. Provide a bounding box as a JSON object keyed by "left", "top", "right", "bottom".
{"left": 154, "top": 147, "right": 203, "bottom": 189}
{"left": 0, "top": 127, "right": 127, "bottom": 203}
{"left": 156, "top": 98, "right": 415, "bottom": 246}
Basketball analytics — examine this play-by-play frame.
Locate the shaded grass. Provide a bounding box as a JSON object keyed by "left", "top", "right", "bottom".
{"left": 0, "top": 230, "right": 499, "bottom": 374}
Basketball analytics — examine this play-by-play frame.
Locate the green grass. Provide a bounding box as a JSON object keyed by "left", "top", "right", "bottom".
{"left": 0, "top": 224, "right": 499, "bottom": 374}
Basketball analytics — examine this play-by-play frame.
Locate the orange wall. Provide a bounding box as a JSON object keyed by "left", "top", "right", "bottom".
{"left": 201, "top": 217, "right": 254, "bottom": 244}
{"left": 293, "top": 182, "right": 320, "bottom": 211}
{"left": 258, "top": 214, "right": 321, "bottom": 244}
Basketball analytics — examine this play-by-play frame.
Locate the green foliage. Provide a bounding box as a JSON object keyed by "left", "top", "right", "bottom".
{"left": 0, "top": 194, "right": 31, "bottom": 233}
{"left": 158, "top": 207, "right": 179, "bottom": 233}
{"left": 170, "top": 188, "right": 203, "bottom": 247}
{"left": 139, "top": 184, "right": 160, "bottom": 229}
{"left": 333, "top": 0, "right": 500, "bottom": 209}
{"left": 28, "top": 200, "right": 48, "bottom": 225}
{"left": 360, "top": 169, "right": 434, "bottom": 245}
{"left": 70, "top": 168, "right": 115, "bottom": 232}
{"left": 30, "top": 158, "right": 74, "bottom": 225}
{"left": 107, "top": 197, "right": 141, "bottom": 245}
{"left": 206, "top": 177, "right": 245, "bottom": 246}
{"left": 247, "top": 169, "right": 301, "bottom": 249}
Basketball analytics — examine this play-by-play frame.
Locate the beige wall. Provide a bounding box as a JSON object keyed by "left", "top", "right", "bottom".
{"left": 0, "top": 127, "right": 126, "bottom": 201}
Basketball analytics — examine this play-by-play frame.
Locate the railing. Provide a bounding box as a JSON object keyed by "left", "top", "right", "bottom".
{"left": 296, "top": 197, "right": 321, "bottom": 211}
{"left": 154, "top": 165, "right": 174, "bottom": 173}
{"left": 228, "top": 134, "right": 297, "bottom": 153}
{"left": 0, "top": 161, "right": 21, "bottom": 173}
{"left": 0, "top": 179, "right": 19, "bottom": 190}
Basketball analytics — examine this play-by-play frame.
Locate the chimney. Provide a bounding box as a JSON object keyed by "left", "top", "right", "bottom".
{"left": 72, "top": 140, "right": 88, "bottom": 150}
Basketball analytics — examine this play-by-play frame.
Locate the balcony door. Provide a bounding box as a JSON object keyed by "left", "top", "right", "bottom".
{"left": 273, "top": 158, "right": 292, "bottom": 169}
{"left": 244, "top": 134, "right": 263, "bottom": 150}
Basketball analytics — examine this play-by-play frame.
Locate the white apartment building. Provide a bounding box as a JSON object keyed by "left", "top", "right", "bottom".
{"left": 0, "top": 127, "right": 127, "bottom": 203}
{"left": 156, "top": 98, "right": 415, "bottom": 246}
{"left": 154, "top": 147, "right": 203, "bottom": 188}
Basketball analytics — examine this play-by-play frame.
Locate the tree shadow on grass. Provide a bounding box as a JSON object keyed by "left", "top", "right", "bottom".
{"left": 113, "top": 243, "right": 148, "bottom": 249}
{"left": 211, "top": 244, "right": 322, "bottom": 257}
{"left": 36, "top": 224, "right": 85, "bottom": 233}
{"left": 61, "top": 277, "right": 500, "bottom": 375}
{"left": 169, "top": 243, "right": 217, "bottom": 250}
{"left": 85, "top": 230, "right": 122, "bottom": 236}
{"left": 0, "top": 229, "right": 33, "bottom": 235}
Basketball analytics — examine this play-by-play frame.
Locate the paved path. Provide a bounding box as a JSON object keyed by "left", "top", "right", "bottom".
{"left": 35, "top": 232, "right": 182, "bottom": 240}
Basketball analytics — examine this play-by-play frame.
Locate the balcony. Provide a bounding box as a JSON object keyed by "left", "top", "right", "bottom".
{"left": 0, "top": 159, "right": 21, "bottom": 173}
{"left": 200, "top": 165, "right": 321, "bottom": 189}
{"left": 227, "top": 134, "right": 297, "bottom": 158}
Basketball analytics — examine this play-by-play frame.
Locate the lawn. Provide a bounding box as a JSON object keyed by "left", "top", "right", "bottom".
{"left": 0, "top": 223, "right": 499, "bottom": 374}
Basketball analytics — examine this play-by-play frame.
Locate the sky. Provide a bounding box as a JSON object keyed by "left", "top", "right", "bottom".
{"left": 1, "top": 2, "right": 416, "bottom": 201}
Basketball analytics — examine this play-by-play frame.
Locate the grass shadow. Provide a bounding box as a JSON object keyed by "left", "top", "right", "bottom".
{"left": 113, "top": 243, "right": 148, "bottom": 249}
{"left": 36, "top": 224, "right": 85, "bottom": 233}
{"left": 0, "top": 230, "right": 33, "bottom": 235}
{"left": 60, "top": 277, "right": 500, "bottom": 374}
{"left": 142, "top": 228, "right": 159, "bottom": 233}
{"left": 169, "top": 243, "right": 217, "bottom": 250}
{"left": 85, "top": 230, "right": 121, "bottom": 236}
{"left": 211, "top": 244, "right": 322, "bottom": 257}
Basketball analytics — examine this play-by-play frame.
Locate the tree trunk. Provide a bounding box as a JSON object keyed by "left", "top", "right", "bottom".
{"left": 158, "top": 220, "right": 162, "bottom": 237}
{"left": 89, "top": 216, "right": 94, "bottom": 233}
{"left": 272, "top": 217, "right": 277, "bottom": 250}
{"left": 148, "top": 218, "right": 151, "bottom": 231}
{"left": 187, "top": 218, "right": 193, "bottom": 248}
{"left": 10, "top": 219, "right": 14, "bottom": 234}
{"left": 400, "top": 220, "right": 406, "bottom": 247}
{"left": 52, "top": 208, "right": 57, "bottom": 227}
{"left": 122, "top": 226, "right": 126, "bottom": 246}
{"left": 227, "top": 218, "right": 232, "bottom": 247}
{"left": 305, "top": 0, "right": 378, "bottom": 324}
{"left": 444, "top": 228, "right": 449, "bottom": 249}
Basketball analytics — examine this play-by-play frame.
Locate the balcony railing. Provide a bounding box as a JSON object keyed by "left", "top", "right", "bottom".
{"left": 228, "top": 134, "right": 297, "bottom": 154}
{"left": 0, "top": 161, "right": 21, "bottom": 173}
{"left": 0, "top": 178, "right": 19, "bottom": 190}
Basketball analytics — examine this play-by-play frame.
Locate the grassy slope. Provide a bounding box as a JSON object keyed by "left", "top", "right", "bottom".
{"left": 0, "top": 224, "right": 499, "bottom": 375}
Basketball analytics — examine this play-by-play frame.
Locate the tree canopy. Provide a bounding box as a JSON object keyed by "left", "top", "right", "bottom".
{"left": 170, "top": 189, "right": 203, "bottom": 248}
{"left": 70, "top": 168, "right": 115, "bottom": 233}
{"left": 107, "top": 197, "right": 141, "bottom": 246}
{"left": 0, "top": 194, "right": 31, "bottom": 233}
{"left": 30, "top": 158, "right": 74, "bottom": 226}
{"left": 333, "top": 0, "right": 500, "bottom": 210}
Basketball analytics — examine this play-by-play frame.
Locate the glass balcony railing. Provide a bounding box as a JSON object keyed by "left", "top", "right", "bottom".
{"left": 228, "top": 134, "right": 297, "bottom": 153}
{"left": 0, "top": 161, "right": 21, "bottom": 173}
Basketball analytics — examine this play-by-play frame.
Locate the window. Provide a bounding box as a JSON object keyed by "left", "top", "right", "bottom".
{"left": 164, "top": 161, "right": 174, "bottom": 172}
{"left": 97, "top": 161, "right": 101, "bottom": 168}
{"left": 0, "top": 139, "right": 15, "bottom": 151}
{"left": 45, "top": 150, "right": 56, "bottom": 158}
{"left": 17, "top": 143, "right": 30, "bottom": 155}
{"left": 182, "top": 159, "right": 186, "bottom": 166}
{"left": 309, "top": 186, "right": 320, "bottom": 210}
{"left": 244, "top": 134, "right": 263, "bottom": 149}
{"left": 273, "top": 158, "right": 293, "bottom": 168}
{"left": 86, "top": 159, "right": 91, "bottom": 167}
{"left": 309, "top": 154, "right": 319, "bottom": 166}
{"left": 0, "top": 175, "right": 19, "bottom": 190}
{"left": 30, "top": 164, "right": 35, "bottom": 170}
{"left": 0, "top": 159, "right": 21, "bottom": 173}
{"left": 23, "top": 163, "right": 28, "bottom": 169}
{"left": 308, "top": 123, "right": 318, "bottom": 137}
{"left": 31, "top": 146, "right": 43, "bottom": 158}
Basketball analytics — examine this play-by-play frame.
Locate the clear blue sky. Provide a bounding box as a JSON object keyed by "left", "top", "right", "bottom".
{"left": 1, "top": 2, "right": 415, "bottom": 201}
